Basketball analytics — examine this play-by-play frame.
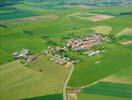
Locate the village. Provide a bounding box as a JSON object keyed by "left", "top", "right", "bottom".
{"left": 12, "top": 33, "right": 107, "bottom": 67}
{"left": 66, "top": 33, "right": 104, "bottom": 51}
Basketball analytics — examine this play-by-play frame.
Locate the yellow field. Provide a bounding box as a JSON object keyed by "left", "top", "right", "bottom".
{"left": 117, "top": 28, "right": 132, "bottom": 36}
{"left": 91, "top": 26, "right": 112, "bottom": 34}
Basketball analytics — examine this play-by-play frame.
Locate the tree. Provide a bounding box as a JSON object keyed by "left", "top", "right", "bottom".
{"left": 108, "top": 33, "right": 117, "bottom": 43}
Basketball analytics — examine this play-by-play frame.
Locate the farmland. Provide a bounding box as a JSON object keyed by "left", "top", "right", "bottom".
{"left": 80, "top": 82, "right": 132, "bottom": 98}
{"left": 0, "top": 0, "right": 132, "bottom": 100}
{"left": 0, "top": 56, "right": 69, "bottom": 100}
{"left": 91, "top": 26, "right": 112, "bottom": 34}
{"left": 101, "top": 65, "right": 132, "bottom": 84}
{"left": 74, "top": 51, "right": 132, "bottom": 100}
{"left": 68, "top": 45, "right": 132, "bottom": 87}
{"left": 78, "top": 94, "right": 132, "bottom": 100}
{"left": 77, "top": 81, "right": 132, "bottom": 100}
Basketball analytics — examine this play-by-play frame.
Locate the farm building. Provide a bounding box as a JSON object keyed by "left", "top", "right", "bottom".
{"left": 27, "top": 55, "right": 37, "bottom": 63}
{"left": 12, "top": 49, "right": 29, "bottom": 59}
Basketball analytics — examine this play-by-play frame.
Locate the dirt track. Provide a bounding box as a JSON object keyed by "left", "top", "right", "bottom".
{"left": 121, "top": 41, "right": 132, "bottom": 45}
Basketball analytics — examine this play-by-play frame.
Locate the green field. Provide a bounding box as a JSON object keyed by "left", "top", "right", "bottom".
{"left": 68, "top": 45, "right": 132, "bottom": 87}
{"left": 22, "top": 94, "right": 62, "bottom": 100}
{"left": 0, "top": 6, "right": 40, "bottom": 20}
{"left": 77, "top": 93, "right": 132, "bottom": 100}
{"left": 82, "top": 82, "right": 132, "bottom": 98}
{"left": 0, "top": 56, "right": 69, "bottom": 100}
{"left": 77, "top": 82, "right": 132, "bottom": 100}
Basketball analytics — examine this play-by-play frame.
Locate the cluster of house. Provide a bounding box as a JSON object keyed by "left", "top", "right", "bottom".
{"left": 50, "top": 55, "right": 70, "bottom": 67}
{"left": 49, "top": 54, "right": 78, "bottom": 68}
{"left": 42, "top": 46, "right": 67, "bottom": 55}
{"left": 44, "top": 52, "right": 72, "bottom": 68}
{"left": 66, "top": 33, "right": 104, "bottom": 51}
{"left": 12, "top": 49, "right": 36, "bottom": 63}
{"left": 42, "top": 46, "right": 79, "bottom": 67}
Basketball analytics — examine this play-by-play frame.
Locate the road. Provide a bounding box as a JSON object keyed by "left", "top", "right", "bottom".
{"left": 63, "top": 63, "right": 74, "bottom": 100}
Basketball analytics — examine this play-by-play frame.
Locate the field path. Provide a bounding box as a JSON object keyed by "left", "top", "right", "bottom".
{"left": 63, "top": 63, "right": 74, "bottom": 100}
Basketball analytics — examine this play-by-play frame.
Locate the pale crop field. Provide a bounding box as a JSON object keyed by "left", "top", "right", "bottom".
{"left": 120, "top": 41, "right": 132, "bottom": 45}
{"left": 117, "top": 28, "right": 132, "bottom": 37}
{"left": 87, "top": 15, "right": 114, "bottom": 22}
{"left": 101, "top": 65, "right": 132, "bottom": 84}
{"left": 0, "top": 56, "right": 69, "bottom": 100}
{"left": 91, "top": 26, "right": 112, "bottom": 34}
